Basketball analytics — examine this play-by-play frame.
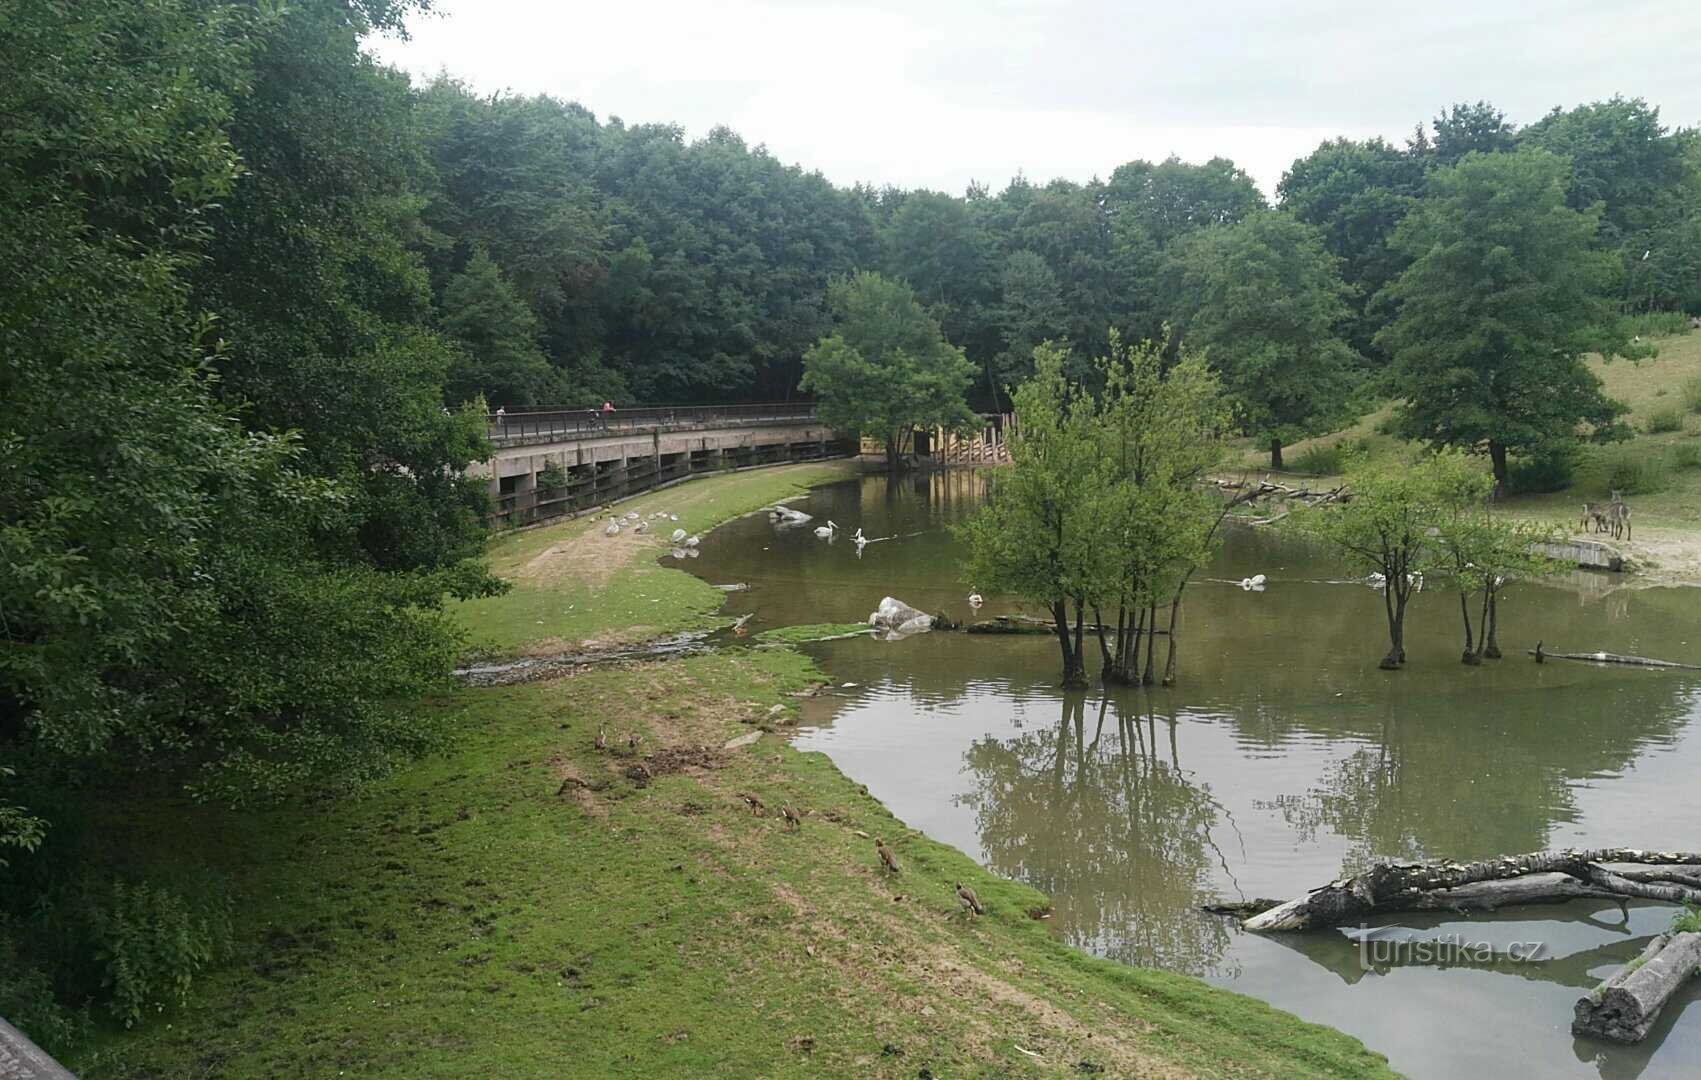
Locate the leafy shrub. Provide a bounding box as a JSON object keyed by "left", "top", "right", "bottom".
{"left": 1643, "top": 405, "right": 1683, "bottom": 433}
{"left": 1290, "top": 441, "right": 1348, "bottom": 475}
{"left": 1604, "top": 448, "right": 1670, "bottom": 494}
{"left": 1686, "top": 415, "right": 1701, "bottom": 438}
{"left": 1682, "top": 374, "right": 1701, "bottom": 414}
{"left": 92, "top": 880, "right": 234, "bottom": 1027}
{"left": 0, "top": 917, "right": 89, "bottom": 1053}
{"left": 1506, "top": 446, "right": 1577, "bottom": 494}
{"left": 1672, "top": 442, "right": 1701, "bottom": 470}
{"left": 1628, "top": 311, "right": 1693, "bottom": 338}
{"left": 536, "top": 463, "right": 568, "bottom": 491}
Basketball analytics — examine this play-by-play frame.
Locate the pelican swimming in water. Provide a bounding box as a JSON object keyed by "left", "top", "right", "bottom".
{"left": 968, "top": 592, "right": 984, "bottom": 609}
{"left": 1239, "top": 574, "right": 1266, "bottom": 591}
{"left": 814, "top": 520, "right": 838, "bottom": 539}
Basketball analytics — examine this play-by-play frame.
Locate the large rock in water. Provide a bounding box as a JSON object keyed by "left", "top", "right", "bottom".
{"left": 868, "top": 596, "right": 933, "bottom": 640}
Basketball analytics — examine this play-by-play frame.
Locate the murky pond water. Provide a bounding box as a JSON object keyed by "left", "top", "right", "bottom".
{"left": 688, "top": 471, "right": 1701, "bottom": 1079}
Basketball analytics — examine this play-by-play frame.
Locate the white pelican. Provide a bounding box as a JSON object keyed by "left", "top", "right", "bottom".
{"left": 1238, "top": 574, "right": 1267, "bottom": 591}
{"left": 968, "top": 592, "right": 984, "bottom": 609}
{"left": 604, "top": 519, "right": 621, "bottom": 536}
{"left": 624, "top": 511, "right": 639, "bottom": 521}
{"left": 814, "top": 520, "right": 838, "bottom": 539}
{"left": 671, "top": 528, "right": 687, "bottom": 543}
{"left": 684, "top": 535, "right": 700, "bottom": 548}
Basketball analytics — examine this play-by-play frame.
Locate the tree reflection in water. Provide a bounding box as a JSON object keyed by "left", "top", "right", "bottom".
{"left": 958, "top": 692, "right": 1240, "bottom": 976}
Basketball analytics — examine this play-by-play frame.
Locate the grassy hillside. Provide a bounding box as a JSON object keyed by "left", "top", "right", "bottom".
{"left": 70, "top": 463, "right": 1392, "bottom": 1079}
{"left": 1241, "top": 326, "right": 1701, "bottom": 535}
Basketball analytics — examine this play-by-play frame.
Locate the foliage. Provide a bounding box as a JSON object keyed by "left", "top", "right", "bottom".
{"left": 1506, "top": 445, "right": 1579, "bottom": 494}
{"left": 962, "top": 335, "right": 1230, "bottom": 686}
{"left": 1093, "top": 334, "right": 1233, "bottom": 684}
{"left": 1375, "top": 149, "right": 1636, "bottom": 489}
{"left": 1290, "top": 442, "right": 1351, "bottom": 476}
{"left": 441, "top": 248, "right": 558, "bottom": 406}
{"left": 1672, "top": 442, "right": 1701, "bottom": 471}
{"left": 800, "top": 272, "right": 978, "bottom": 466}
{"left": 1277, "top": 137, "right": 1426, "bottom": 357}
{"left": 960, "top": 344, "right": 1105, "bottom": 686}
{"left": 1171, "top": 211, "right": 1361, "bottom": 466}
{"left": 1289, "top": 453, "right": 1472, "bottom": 668}
{"left": 1675, "top": 904, "right": 1701, "bottom": 933}
{"left": 1644, "top": 405, "right": 1684, "bottom": 433}
{"left": 1604, "top": 447, "right": 1671, "bottom": 494}
{"left": 1428, "top": 455, "right": 1559, "bottom": 663}
{"left": 1629, "top": 311, "right": 1695, "bottom": 338}
{"left": 1682, "top": 374, "right": 1701, "bottom": 414}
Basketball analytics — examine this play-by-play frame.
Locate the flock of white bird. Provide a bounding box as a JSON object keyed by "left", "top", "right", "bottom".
{"left": 606, "top": 499, "right": 1425, "bottom": 608}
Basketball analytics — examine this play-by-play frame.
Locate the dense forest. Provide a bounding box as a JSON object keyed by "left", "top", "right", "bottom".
{"left": 4, "top": 0, "right": 1700, "bottom": 1043}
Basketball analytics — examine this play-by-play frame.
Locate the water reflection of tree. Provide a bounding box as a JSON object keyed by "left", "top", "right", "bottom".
{"left": 1262, "top": 678, "right": 1697, "bottom": 872}
{"left": 957, "top": 693, "right": 1238, "bottom": 976}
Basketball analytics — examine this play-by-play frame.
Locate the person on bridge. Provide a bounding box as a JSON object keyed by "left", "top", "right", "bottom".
{"left": 494, "top": 406, "right": 506, "bottom": 430}
{"left": 601, "top": 401, "right": 614, "bottom": 414}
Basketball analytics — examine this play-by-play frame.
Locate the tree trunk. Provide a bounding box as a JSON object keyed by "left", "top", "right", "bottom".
{"left": 1379, "top": 573, "right": 1402, "bottom": 670}
{"left": 1161, "top": 597, "right": 1182, "bottom": 686}
{"left": 885, "top": 432, "right": 902, "bottom": 475}
{"left": 1141, "top": 600, "right": 1158, "bottom": 685}
{"left": 1483, "top": 588, "right": 1502, "bottom": 659}
{"left": 1050, "top": 600, "right": 1086, "bottom": 689}
{"left": 1270, "top": 437, "right": 1284, "bottom": 470}
{"left": 1071, "top": 601, "right": 1087, "bottom": 687}
{"left": 1093, "top": 606, "right": 1114, "bottom": 674}
{"left": 1242, "top": 849, "right": 1701, "bottom": 932}
{"left": 1573, "top": 932, "right": 1701, "bottom": 1043}
{"left": 1489, "top": 440, "right": 1509, "bottom": 498}
{"left": 1458, "top": 589, "right": 1477, "bottom": 664}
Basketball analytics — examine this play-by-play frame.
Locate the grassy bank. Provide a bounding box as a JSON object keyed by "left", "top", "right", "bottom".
{"left": 455, "top": 461, "right": 861, "bottom": 656}
{"left": 71, "top": 463, "right": 1391, "bottom": 1078}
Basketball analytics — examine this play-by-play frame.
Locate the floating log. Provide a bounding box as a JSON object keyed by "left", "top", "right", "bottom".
{"left": 1243, "top": 849, "right": 1701, "bottom": 933}
{"left": 1525, "top": 649, "right": 1701, "bottom": 670}
{"left": 1573, "top": 931, "right": 1701, "bottom": 1043}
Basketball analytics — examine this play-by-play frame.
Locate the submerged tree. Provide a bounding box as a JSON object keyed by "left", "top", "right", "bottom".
{"left": 800, "top": 271, "right": 977, "bottom": 472}
{"left": 1291, "top": 455, "right": 1459, "bottom": 669}
{"left": 1428, "top": 455, "right": 1559, "bottom": 664}
{"left": 960, "top": 344, "right": 1104, "bottom": 687}
{"left": 1094, "top": 334, "right": 1232, "bottom": 685}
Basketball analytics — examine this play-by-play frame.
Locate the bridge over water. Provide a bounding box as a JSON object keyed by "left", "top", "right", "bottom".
{"left": 474, "top": 402, "right": 848, "bottom": 527}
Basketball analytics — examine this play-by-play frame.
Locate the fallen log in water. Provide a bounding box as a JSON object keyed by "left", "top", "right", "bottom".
{"left": 1527, "top": 647, "right": 1701, "bottom": 670}
{"left": 1242, "top": 850, "right": 1701, "bottom": 932}
{"left": 1573, "top": 932, "right": 1701, "bottom": 1043}
{"left": 960, "top": 615, "right": 1158, "bottom": 636}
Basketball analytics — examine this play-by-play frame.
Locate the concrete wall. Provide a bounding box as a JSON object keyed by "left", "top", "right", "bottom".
{"left": 0, "top": 1017, "right": 74, "bottom": 1080}
{"left": 1532, "top": 538, "right": 1624, "bottom": 572}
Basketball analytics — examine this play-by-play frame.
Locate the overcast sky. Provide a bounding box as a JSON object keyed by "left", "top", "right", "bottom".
{"left": 370, "top": 0, "right": 1701, "bottom": 196}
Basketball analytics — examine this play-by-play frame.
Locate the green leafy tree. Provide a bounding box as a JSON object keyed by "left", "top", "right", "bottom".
{"left": 1290, "top": 454, "right": 1462, "bottom": 669}
{"left": 1171, "top": 211, "right": 1360, "bottom": 468}
{"left": 1428, "top": 101, "right": 1518, "bottom": 167}
{"left": 960, "top": 345, "right": 1105, "bottom": 687}
{"left": 441, "top": 248, "right": 558, "bottom": 407}
{"left": 993, "top": 250, "right": 1069, "bottom": 396}
{"left": 1093, "top": 334, "right": 1232, "bottom": 685}
{"left": 800, "top": 271, "right": 977, "bottom": 471}
{"left": 1278, "top": 137, "right": 1426, "bottom": 356}
{"left": 1375, "top": 149, "right": 1636, "bottom": 492}
{"left": 1428, "top": 456, "right": 1559, "bottom": 664}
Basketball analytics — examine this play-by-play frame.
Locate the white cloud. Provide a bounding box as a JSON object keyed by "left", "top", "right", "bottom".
{"left": 370, "top": 0, "right": 1701, "bottom": 197}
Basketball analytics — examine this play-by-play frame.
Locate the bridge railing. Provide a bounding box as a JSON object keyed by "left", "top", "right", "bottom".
{"left": 486, "top": 402, "right": 819, "bottom": 446}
